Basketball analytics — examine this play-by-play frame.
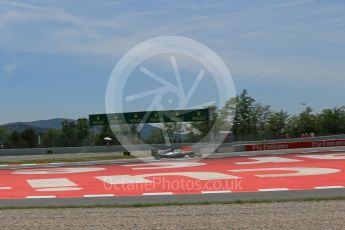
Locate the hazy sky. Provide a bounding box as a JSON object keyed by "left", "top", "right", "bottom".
{"left": 0, "top": 0, "right": 344, "bottom": 124}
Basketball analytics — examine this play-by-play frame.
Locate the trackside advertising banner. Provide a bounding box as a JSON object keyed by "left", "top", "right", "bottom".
{"left": 244, "top": 139, "right": 345, "bottom": 151}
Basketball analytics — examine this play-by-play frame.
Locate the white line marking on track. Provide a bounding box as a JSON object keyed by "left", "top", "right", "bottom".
{"left": 315, "top": 186, "right": 344, "bottom": 189}
{"left": 201, "top": 190, "right": 232, "bottom": 194}
{"left": 0, "top": 187, "right": 12, "bottom": 190}
{"left": 27, "top": 178, "right": 77, "bottom": 188}
{"left": 36, "top": 187, "right": 82, "bottom": 192}
{"left": 21, "top": 164, "right": 36, "bottom": 166}
{"left": 17, "top": 167, "right": 105, "bottom": 175}
{"left": 143, "top": 192, "right": 174, "bottom": 196}
{"left": 236, "top": 157, "right": 301, "bottom": 165}
{"left": 83, "top": 194, "right": 115, "bottom": 198}
{"left": 259, "top": 188, "right": 289, "bottom": 192}
{"left": 0, "top": 165, "right": 8, "bottom": 167}
{"left": 26, "top": 196, "right": 56, "bottom": 199}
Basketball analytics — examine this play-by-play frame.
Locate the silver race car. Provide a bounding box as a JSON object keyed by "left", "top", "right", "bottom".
{"left": 152, "top": 147, "right": 197, "bottom": 160}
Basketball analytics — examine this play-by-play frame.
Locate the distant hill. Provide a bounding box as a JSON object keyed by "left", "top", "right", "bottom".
{"left": 0, "top": 119, "right": 162, "bottom": 137}
{"left": 24, "top": 118, "right": 74, "bottom": 129}
{"left": 0, "top": 119, "right": 188, "bottom": 141}
{"left": 0, "top": 118, "right": 74, "bottom": 133}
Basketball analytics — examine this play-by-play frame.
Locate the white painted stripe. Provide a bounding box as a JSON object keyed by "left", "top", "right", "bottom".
{"left": 21, "top": 164, "right": 36, "bottom": 166}
{"left": 83, "top": 194, "right": 114, "bottom": 198}
{"left": 143, "top": 192, "right": 174, "bottom": 196}
{"left": 26, "top": 196, "right": 56, "bottom": 199}
{"left": 201, "top": 190, "right": 232, "bottom": 194}
{"left": 0, "top": 187, "right": 12, "bottom": 190}
{"left": 37, "top": 187, "right": 82, "bottom": 192}
{"left": 236, "top": 157, "right": 301, "bottom": 165}
{"left": 259, "top": 188, "right": 289, "bottom": 192}
{"left": 315, "top": 186, "right": 344, "bottom": 189}
{"left": 0, "top": 165, "right": 8, "bottom": 167}
{"left": 28, "top": 178, "right": 77, "bottom": 188}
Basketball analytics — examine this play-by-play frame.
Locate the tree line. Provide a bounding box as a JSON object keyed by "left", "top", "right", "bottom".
{"left": 0, "top": 119, "right": 118, "bottom": 148}
{"left": 228, "top": 90, "right": 345, "bottom": 141}
{"left": 147, "top": 90, "right": 345, "bottom": 143}
{"left": 1, "top": 89, "right": 345, "bottom": 148}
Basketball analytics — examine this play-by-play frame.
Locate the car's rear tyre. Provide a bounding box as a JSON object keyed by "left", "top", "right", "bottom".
{"left": 188, "top": 153, "right": 195, "bottom": 158}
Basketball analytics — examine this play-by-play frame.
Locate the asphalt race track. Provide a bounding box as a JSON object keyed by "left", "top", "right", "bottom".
{"left": 1, "top": 149, "right": 345, "bottom": 207}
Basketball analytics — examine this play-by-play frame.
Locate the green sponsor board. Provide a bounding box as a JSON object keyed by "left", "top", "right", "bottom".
{"left": 159, "top": 110, "right": 209, "bottom": 122}
{"left": 89, "top": 114, "right": 109, "bottom": 126}
{"left": 89, "top": 109, "right": 209, "bottom": 126}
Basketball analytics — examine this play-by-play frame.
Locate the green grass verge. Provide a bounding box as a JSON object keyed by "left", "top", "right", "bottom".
{"left": 0, "top": 155, "right": 136, "bottom": 165}
{"left": 1, "top": 196, "right": 345, "bottom": 210}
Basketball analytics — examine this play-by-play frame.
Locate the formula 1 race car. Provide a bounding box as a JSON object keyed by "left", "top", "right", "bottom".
{"left": 152, "top": 146, "right": 198, "bottom": 160}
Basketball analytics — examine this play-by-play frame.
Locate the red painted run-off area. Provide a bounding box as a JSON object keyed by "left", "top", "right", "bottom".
{"left": 1, "top": 151, "right": 345, "bottom": 199}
